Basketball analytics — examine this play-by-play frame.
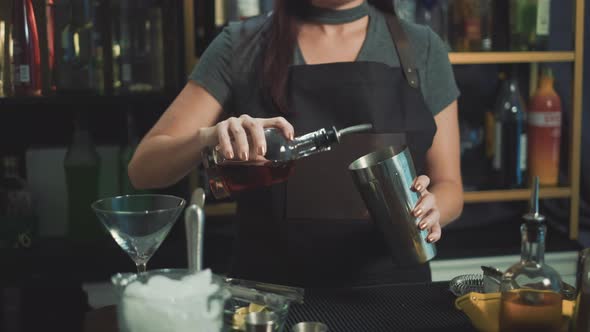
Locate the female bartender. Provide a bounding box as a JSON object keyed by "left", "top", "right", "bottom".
{"left": 129, "top": 0, "right": 463, "bottom": 287}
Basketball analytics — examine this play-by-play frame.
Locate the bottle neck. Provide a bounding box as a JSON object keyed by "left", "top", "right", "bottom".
{"left": 292, "top": 127, "right": 339, "bottom": 160}
{"left": 538, "top": 77, "right": 555, "bottom": 93}
{"left": 520, "top": 222, "right": 546, "bottom": 264}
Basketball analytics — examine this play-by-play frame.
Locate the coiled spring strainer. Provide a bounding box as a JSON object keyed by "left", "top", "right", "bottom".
{"left": 449, "top": 274, "right": 485, "bottom": 297}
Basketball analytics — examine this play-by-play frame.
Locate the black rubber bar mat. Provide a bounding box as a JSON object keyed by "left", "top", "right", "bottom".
{"left": 285, "top": 282, "right": 477, "bottom": 332}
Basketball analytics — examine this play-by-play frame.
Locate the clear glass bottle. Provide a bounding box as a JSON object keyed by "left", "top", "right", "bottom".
{"left": 499, "top": 177, "right": 563, "bottom": 332}
{"left": 202, "top": 124, "right": 373, "bottom": 199}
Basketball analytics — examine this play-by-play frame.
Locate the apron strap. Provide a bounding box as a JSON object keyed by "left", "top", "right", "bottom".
{"left": 384, "top": 13, "right": 420, "bottom": 89}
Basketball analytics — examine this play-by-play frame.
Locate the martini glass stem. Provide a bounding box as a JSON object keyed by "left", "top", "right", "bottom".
{"left": 137, "top": 262, "right": 147, "bottom": 274}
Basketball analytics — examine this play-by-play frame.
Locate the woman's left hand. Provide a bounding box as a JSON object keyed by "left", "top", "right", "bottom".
{"left": 411, "top": 175, "right": 441, "bottom": 243}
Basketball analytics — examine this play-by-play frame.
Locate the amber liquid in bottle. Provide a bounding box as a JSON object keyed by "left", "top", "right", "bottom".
{"left": 499, "top": 289, "right": 563, "bottom": 332}
{"left": 207, "top": 161, "right": 295, "bottom": 195}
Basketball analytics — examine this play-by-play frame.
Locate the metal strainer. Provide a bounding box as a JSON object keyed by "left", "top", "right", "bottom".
{"left": 449, "top": 274, "right": 485, "bottom": 297}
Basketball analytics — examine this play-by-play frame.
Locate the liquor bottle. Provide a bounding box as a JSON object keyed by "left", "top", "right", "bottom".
{"left": 528, "top": 67, "right": 561, "bottom": 186}
{"left": 492, "top": 0, "right": 510, "bottom": 50}
{"left": 64, "top": 114, "right": 102, "bottom": 243}
{"left": 479, "top": 0, "right": 493, "bottom": 51}
{"left": 0, "top": 20, "right": 6, "bottom": 97}
{"left": 54, "top": 0, "right": 103, "bottom": 93}
{"left": 492, "top": 70, "right": 527, "bottom": 188}
{"left": 113, "top": 0, "right": 165, "bottom": 94}
{"left": 416, "top": 0, "right": 450, "bottom": 47}
{"left": 394, "top": 0, "right": 417, "bottom": 23}
{"left": 46, "top": 0, "right": 56, "bottom": 93}
{"left": 450, "top": 0, "right": 482, "bottom": 51}
{"left": 203, "top": 124, "right": 373, "bottom": 199}
{"left": 10, "top": 0, "right": 42, "bottom": 96}
{"left": 0, "top": 156, "right": 36, "bottom": 249}
{"left": 510, "top": 0, "right": 550, "bottom": 51}
{"left": 499, "top": 177, "right": 563, "bottom": 332}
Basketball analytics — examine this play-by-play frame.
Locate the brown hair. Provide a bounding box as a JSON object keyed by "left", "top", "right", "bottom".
{"left": 262, "top": 0, "right": 395, "bottom": 113}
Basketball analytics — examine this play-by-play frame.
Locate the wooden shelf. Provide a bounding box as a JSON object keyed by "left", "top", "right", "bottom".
{"left": 204, "top": 187, "right": 572, "bottom": 216}
{"left": 449, "top": 51, "right": 575, "bottom": 65}
{"left": 0, "top": 94, "right": 174, "bottom": 108}
{"left": 464, "top": 187, "right": 571, "bottom": 203}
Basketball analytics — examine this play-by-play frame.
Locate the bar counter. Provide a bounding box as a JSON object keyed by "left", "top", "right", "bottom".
{"left": 83, "top": 281, "right": 475, "bottom": 332}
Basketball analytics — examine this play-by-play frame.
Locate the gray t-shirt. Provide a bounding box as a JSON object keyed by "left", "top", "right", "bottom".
{"left": 189, "top": 4, "right": 460, "bottom": 116}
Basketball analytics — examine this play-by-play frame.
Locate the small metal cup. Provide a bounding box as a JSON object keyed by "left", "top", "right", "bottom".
{"left": 349, "top": 145, "right": 436, "bottom": 265}
{"left": 292, "top": 322, "right": 328, "bottom": 332}
{"left": 245, "top": 311, "right": 277, "bottom": 332}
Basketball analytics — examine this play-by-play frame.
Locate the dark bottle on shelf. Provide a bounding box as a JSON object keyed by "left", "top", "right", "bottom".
{"left": 510, "top": 0, "right": 550, "bottom": 51}
{"left": 0, "top": 156, "right": 36, "bottom": 249}
{"left": 450, "top": 0, "right": 482, "bottom": 51}
{"left": 111, "top": 0, "right": 165, "bottom": 94}
{"left": 53, "top": 0, "right": 104, "bottom": 93}
{"left": 0, "top": 20, "right": 6, "bottom": 97}
{"left": 46, "top": 0, "right": 57, "bottom": 93}
{"left": 416, "top": 0, "right": 450, "bottom": 48}
{"left": 64, "top": 114, "right": 102, "bottom": 243}
{"left": 10, "top": 0, "right": 42, "bottom": 96}
{"left": 492, "top": 70, "right": 528, "bottom": 188}
{"left": 492, "top": 0, "right": 510, "bottom": 50}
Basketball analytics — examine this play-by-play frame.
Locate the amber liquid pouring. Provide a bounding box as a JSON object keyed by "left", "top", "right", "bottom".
{"left": 207, "top": 161, "right": 295, "bottom": 194}
{"left": 499, "top": 290, "right": 563, "bottom": 332}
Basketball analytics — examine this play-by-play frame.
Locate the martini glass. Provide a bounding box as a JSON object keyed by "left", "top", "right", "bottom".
{"left": 91, "top": 194, "right": 186, "bottom": 273}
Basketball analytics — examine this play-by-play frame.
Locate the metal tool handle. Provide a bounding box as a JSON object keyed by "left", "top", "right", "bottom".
{"left": 185, "top": 188, "right": 206, "bottom": 272}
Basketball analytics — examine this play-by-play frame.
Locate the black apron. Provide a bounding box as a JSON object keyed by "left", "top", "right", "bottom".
{"left": 229, "top": 12, "right": 437, "bottom": 288}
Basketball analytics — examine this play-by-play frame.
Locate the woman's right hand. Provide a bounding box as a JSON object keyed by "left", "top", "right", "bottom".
{"left": 207, "top": 115, "right": 295, "bottom": 161}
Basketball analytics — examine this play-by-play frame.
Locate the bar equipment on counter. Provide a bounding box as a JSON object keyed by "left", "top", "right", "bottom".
{"left": 203, "top": 123, "right": 373, "bottom": 199}
{"left": 573, "top": 248, "right": 590, "bottom": 332}
{"left": 348, "top": 145, "right": 436, "bottom": 265}
{"left": 91, "top": 194, "right": 186, "bottom": 273}
{"left": 498, "top": 176, "right": 564, "bottom": 332}
{"left": 291, "top": 322, "right": 329, "bottom": 332}
{"left": 109, "top": 188, "right": 305, "bottom": 332}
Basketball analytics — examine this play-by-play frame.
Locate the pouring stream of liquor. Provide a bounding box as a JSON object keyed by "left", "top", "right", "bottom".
{"left": 337, "top": 123, "right": 374, "bottom": 138}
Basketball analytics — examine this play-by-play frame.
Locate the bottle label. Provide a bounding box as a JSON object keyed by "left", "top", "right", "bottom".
{"left": 528, "top": 111, "right": 561, "bottom": 127}
{"left": 122, "top": 63, "right": 132, "bottom": 82}
{"left": 520, "top": 133, "right": 527, "bottom": 171}
{"left": 493, "top": 121, "right": 502, "bottom": 170}
{"left": 536, "top": 0, "right": 550, "bottom": 36}
{"left": 16, "top": 65, "right": 31, "bottom": 83}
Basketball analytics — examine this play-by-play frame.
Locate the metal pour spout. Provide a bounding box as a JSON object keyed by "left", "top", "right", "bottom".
{"left": 523, "top": 176, "right": 545, "bottom": 223}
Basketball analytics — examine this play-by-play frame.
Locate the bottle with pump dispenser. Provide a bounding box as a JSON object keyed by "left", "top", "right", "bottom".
{"left": 202, "top": 124, "right": 373, "bottom": 199}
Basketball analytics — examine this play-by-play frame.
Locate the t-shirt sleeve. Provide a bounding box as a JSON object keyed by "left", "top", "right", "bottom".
{"left": 422, "top": 28, "right": 460, "bottom": 116}
{"left": 188, "top": 27, "right": 233, "bottom": 108}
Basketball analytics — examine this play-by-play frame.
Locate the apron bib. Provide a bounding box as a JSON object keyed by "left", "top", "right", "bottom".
{"left": 230, "top": 12, "right": 437, "bottom": 288}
